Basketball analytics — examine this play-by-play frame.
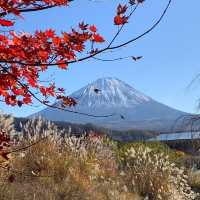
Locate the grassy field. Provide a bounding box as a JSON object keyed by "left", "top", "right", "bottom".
{"left": 0, "top": 114, "right": 199, "bottom": 200}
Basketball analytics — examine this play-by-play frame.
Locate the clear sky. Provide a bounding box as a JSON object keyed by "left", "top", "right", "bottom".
{"left": 1, "top": 0, "right": 200, "bottom": 117}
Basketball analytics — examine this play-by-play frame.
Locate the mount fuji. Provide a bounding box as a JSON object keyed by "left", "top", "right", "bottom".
{"left": 30, "top": 77, "right": 187, "bottom": 131}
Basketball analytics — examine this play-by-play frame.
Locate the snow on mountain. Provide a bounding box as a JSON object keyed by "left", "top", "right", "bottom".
{"left": 30, "top": 77, "right": 187, "bottom": 131}
{"left": 71, "top": 77, "right": 151, "bottom": 108}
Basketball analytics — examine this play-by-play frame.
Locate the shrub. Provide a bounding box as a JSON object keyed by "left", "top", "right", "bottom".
{"left": 0, "top": 112, "right": 15, "bottom": 136}
{"left": 117, "top": 141, "right": 185, "bottom": 165}
{"left": 188, "top": 170, "right": 200, "bottom": 192}
{"left": 121, "top": 145, "right": 197, "bottom": 200}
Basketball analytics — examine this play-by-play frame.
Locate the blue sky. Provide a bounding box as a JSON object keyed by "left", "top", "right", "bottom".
{"left": 1, "top": 0, "right": 200, "bottom": 117}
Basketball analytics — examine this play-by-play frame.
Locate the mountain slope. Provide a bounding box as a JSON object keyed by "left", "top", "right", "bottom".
{"left": 70, "top": 77, "right": 151, "bottom": 108}
{"left": 30, "top": 77, "right": 187, "bottom": 131}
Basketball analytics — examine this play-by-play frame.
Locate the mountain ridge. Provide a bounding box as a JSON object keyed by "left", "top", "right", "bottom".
{"left": 30, "top": 77, "right": 187, "bottom": 131}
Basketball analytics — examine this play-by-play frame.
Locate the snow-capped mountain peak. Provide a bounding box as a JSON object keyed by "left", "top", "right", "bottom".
{"left": 71, "top": 77, "right": 151, "bottom": 108}
{"left": 31, "top": 77, "right": 186, "bottom": 131}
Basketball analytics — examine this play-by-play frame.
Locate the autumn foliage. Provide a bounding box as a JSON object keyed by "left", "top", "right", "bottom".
{"left": 0, "top": 0, "right": 147, "bottom": 108}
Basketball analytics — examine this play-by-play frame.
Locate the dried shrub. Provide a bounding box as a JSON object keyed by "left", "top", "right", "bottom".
{"left": 121, "top": 146, "right": 197, "bottom": 200}
{"left": 0, "top": 112, "right": 15, "bottom": 136}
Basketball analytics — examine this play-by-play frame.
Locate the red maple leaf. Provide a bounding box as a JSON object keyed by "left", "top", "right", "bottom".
{"left": 0, "top": 19, "right": 14, "bottom": 27}
{"left": 92, "top": 34, "right": 105, "bottom": 43}
{"left": 114, "top": 15, "right": 128, "bottom": 25}
{"left": 89, "top": 25, "right": 97, "bottom": 33}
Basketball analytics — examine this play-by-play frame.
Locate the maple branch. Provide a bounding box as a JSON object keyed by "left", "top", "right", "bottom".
{"left": 30, "top": 90, "right": 116, "bottom": 118}
{"left": 0, "top": 0, "right": 172, "bottom": 67}
{"left": 0, "top": 0, "right": 172, "bottom": 115}
{"left": 0, "top": 0, "right": 74, "bottom": 17}
{"left": 107, "top": 3, "right": 139, "bottom": 48}
{"left": 92, "top": 56, "right": 131, "bottom": 62}
{"left": 0, "top": 65, "right": 117, "bottom": 118}
{"left": 0, "top": 5, "right": 55, "bottom": 17}
{"left": 108, "top": 0, "right": 172, "bottom": 50}
{"left": 70, "top": 0, "right": 172, "bottom": 62}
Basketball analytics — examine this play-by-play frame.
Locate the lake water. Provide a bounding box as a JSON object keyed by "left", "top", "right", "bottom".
{"left": 149, "top": 132, "right": 200, "bottom": 141}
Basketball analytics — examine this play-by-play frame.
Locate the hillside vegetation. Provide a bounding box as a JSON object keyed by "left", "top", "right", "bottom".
{"left": 0, "top": 114, "right": 199, "bottom": 200}
{"left": 15, "top": 117, "right": 157, "bottom": 141}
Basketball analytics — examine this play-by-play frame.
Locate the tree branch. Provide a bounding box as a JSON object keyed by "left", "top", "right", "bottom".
{"left": 0, "top": 0, "right": 172, "bottom": 67}
{"left": 0, "top": 0, "right": 74, "bottom": 17}
{"left": 0, "top": 65, "right": 117, "bottom": 118}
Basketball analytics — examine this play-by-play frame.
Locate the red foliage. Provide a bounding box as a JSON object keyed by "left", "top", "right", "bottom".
{"left": 57, "top": 95, "right": 77, "bottom": 107}
{"left": 0, "top": 0, "right": 143, "bottom": 107}
{"left": 114, "top": 4, "right": 128, "bottom": 25}
{"left": 0, "top": 20, "right": 105, "bottom": 106}
{"left": 114, "top": 15, "right": 128, "bottom": 26}
{"left": 0, "top": 19, "right": 14, "bottom": 26}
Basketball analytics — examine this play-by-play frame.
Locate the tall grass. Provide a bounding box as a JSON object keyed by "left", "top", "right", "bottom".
{"left": 0, "top": 116, "right": 198, "bottom": 200}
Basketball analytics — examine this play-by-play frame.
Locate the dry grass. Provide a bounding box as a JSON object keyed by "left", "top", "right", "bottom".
{"left": 121, "top": 146, "right": 197, "bottom": 200}
{"left": 0, "top": 133, "right": 135, "bottom": 199}
{"left": 0, "top": 116, "right": 198, "bottom": 200}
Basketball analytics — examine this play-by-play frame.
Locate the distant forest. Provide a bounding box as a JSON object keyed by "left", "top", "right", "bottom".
{"left": 15, "top": 117, "right": 158, "bottom": 142}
